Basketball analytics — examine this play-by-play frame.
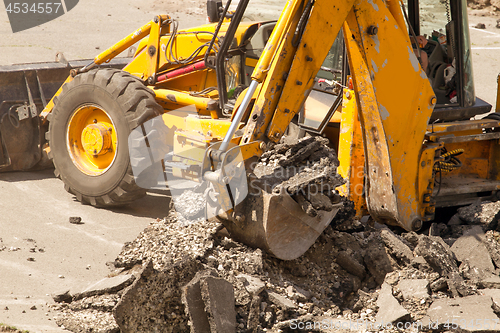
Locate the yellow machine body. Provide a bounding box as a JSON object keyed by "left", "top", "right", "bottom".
{"left": 3, "top": 0, "right": 500, "bottom": 259}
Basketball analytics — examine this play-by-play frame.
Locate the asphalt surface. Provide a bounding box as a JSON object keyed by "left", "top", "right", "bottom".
{"left": 0, "top": 1, "right": 206, "bottom": 332}
{"left": 0, "top": 170, "right": 171, "bottom": 332}
{"left": 0, "top": 1, "right": 500, "bottom": 332}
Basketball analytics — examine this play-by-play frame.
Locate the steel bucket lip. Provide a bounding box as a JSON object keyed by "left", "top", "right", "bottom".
{"left": 219, "top": 185, "right": 341, "bottom": 260}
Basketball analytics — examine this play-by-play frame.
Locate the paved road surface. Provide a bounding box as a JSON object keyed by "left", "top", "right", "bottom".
{"left": 0, "top": 170, "right": 172, "bottom": 332}
{"left": 468, "top": 13, "right": 500, "bottom": 109}
{"left": 0, "top": 1, "right": 206, "bottom": 331}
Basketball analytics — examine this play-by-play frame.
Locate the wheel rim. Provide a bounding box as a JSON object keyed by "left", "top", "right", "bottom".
{"left": 66, "top": 104, "right": 118, "bottom": 176}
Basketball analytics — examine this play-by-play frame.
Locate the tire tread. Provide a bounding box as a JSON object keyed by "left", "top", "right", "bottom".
{"left": 47, "top": 69, "right": 161, "bottom": 207}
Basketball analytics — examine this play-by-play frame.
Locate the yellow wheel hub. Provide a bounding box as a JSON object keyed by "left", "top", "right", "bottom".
{"left": 67, "top": 105, "right": 118, "bottom": 176}
{"left": 81, "top": 123, "right": 112, "bottom": 156}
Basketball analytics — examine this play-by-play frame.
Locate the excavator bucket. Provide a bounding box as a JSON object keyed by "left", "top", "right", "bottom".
{"left": 127, "top": 112, "right": 343, "bottom": 261}
{"left": 218, "top": 186, "right": 341, "bottom": 260}
{"left": 0, "top": 57, "right": 130, "bottom": 172}
{"left": 203, "top": 138, "right": 344, "bottom": 261}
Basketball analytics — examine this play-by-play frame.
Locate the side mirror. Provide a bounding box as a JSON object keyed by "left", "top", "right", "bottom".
{"left": 207, "top": 0, "right": 223, "bottom": 23}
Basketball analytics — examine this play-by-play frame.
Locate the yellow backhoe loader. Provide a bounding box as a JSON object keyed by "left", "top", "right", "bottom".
{"left": 1, "top": 0, "right": 499, "bottom": 260}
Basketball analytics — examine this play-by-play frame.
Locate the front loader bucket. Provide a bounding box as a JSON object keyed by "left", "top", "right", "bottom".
{"left": 0, "top": 58, "right": 130, "bottom": 172}
{"left": 217, "top": 187, "right": 341, "bottom": 260}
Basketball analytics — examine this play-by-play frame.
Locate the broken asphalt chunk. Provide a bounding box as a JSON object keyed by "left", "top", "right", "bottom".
{"left": 375, "top": 283, "right": 410, "bottom": 324}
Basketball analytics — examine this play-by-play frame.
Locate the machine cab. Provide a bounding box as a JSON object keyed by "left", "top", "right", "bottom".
{"left": 298, "top": 0, "right": 491, "bottom": 130}
{"left": 404, "top": 0, "right": 491, "bottom": 121}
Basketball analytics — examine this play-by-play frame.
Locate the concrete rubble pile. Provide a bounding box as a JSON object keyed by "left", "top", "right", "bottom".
{"left": 468, "top": 0, "right": 500, "bottom": 12}
{"left": 50, "top": 200, "right": 500, "bottom": 333}
{"left": 49, "top": 138, "right": 500, "bottom": 332}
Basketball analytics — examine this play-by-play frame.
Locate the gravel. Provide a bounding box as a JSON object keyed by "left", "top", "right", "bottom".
{"left": 53, "top": 210, "right": 500, "bottom": 332}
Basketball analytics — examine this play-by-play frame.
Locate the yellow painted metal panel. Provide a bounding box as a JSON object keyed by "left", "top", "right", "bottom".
{"left": 94, "top": 21, "right": 153, "bottom": 65}
{"left": 155, "top": 89, "right": 217, "bottom": 112}
{"left": 266, "top": 0, "right": 357, "bottom": 140}
{"left": 146, "top": 17, "right": 163, "bottom": 82}
{"left": 344, "top": 20, "right": 399, "bottom": 226}
{"left": 346, "top": 0, "right": 436, "bottom": 230}
{"left": 245, "top": 57, "right": 259, "bottom": 68}
{"left": 242, "top": 0, "right": 305, "bottom": 144}
{"left": 337, "top": 88, "right": 367, "bottom": 217}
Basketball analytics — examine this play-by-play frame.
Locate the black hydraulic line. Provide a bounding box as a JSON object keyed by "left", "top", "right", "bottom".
{"left": 204, "top": 0, "right": 233, "bottom": 70}
{"left": 292, "top": 0, "right": 314, "bottom": 47}
{"left": 215, "top": 0, "right": 252, "bottom": 112}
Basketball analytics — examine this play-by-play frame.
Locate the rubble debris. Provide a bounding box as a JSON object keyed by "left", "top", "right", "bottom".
{"left": 51, "top": 189, "right": 500, "bottom": 333}
{"left": 69, "top": 216, "right": 83, "bottom": 224}
{"left": 430, "top": 277, "right": 448, "bottom": 292}
{"left": 448, "top": 213, "right": 463, "bottom": 225}
{"left": 182, "top": 270, "right": 237, "bottom": 333}
{"left": 56, "top": 309, "right": 119, "bottom": 333}
{"left": 475, "top": 22, "right": 487, "bottom": 28}
{"left": 254, "top": 136, "right": 344, "bottom": 217}
{"left": 286, "top": 285, "right": 311, "bottom": 302}
{"left": 267, "top": 291, "right": 297, "bottom": 311}
{"left": 452, "top": 226, "right": 495, "bottom": 277}
{"left": 457, "top": 200, "right": 500, "bottom": 226}
{"left": 380, "top": 229, "right": 414, "bottom": 265}
{"left": 414, "top": 235, "right": 459, "bottom": 277}
{"left": 336, "top": 251, "right": 366, "bottom": 279}
{"left": 53, "top": 289, "right": 72, "bottom": 303}
{"left": 375, "top": 283, "right": 410, "bottom": 324}
{"left": 114, "top": 259, "right": 202, "bottom": 333}
{"left": 173, "top": 190, "right": 206, "bottom": 219}
{"left": 330, "top": 200, "right": 362, "bottom": 232}
{"left": 410, "top": 255, "right": 433, "bottom": 272}
{"left": 363, "top": 237, "right": 396, "bottom": 285}
{"left": 73, "top": 274, "right": 135, "bottom": 301}
{"left": 397, "top": 279, "right": 429, "bottom": 300}
{"left": 246, "top": 295, "right": 261, "bottom": 331}
{"left": 481, "top": 288, "right": 500, "bottom": 308}
{"left": 114, "top": 214, "right": 218, "bottom": 269}
{"left": 402, "top": 231, "right": 419, "bottom": 249}
{"left": 308, "top": 192, "right": 335, "bottom": 211}
{"left": 236, "top": 274, "right": 265, "bottom": 296}
{"left": 182, "top": 270, "right": 216, "bottom": 333}
{"left": 54, "top": 294, "right": 121, "bottom": 333}
{"left": 429, "top": 222, "right": 447, "bottom": 236}
{"left": 201, "top": 276, "right": 237, "bottom": 333}
{"left": 477, "top": 275, "right": 500, "bottom": 289}
{"left": 424, "top": 295, "right": 499, "bottom": 331}
{"left": 484, "top": 230, "right": 500, "bottom": 269}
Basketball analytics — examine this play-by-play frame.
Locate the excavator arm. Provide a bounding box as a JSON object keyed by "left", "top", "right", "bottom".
{"left": 0, "top": 0, "right": 476, "bottom": 260}
{"left": 216, "top": 0, "right": 435, "bottom": 239}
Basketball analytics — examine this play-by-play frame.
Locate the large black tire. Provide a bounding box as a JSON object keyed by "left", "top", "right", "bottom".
{"left": 46, "top": 68, "right": 162, "bottom": 206}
